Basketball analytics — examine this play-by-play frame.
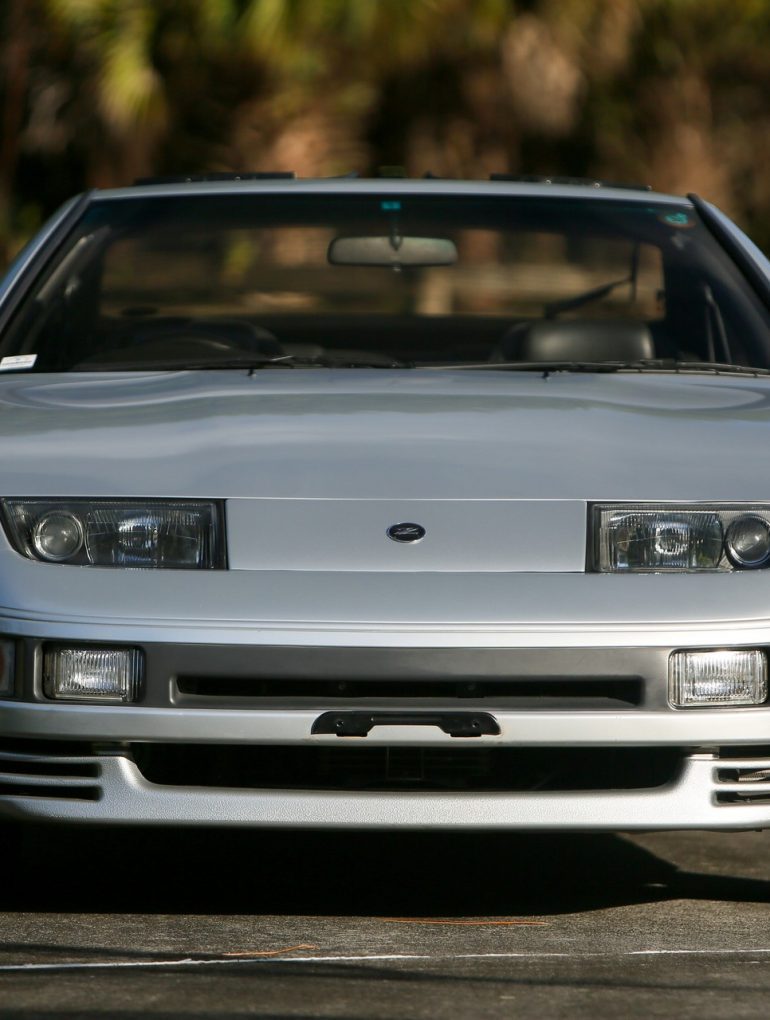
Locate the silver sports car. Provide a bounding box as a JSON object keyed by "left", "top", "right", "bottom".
{"left": 2, "top": 174, "right": 770, "bottom": 830}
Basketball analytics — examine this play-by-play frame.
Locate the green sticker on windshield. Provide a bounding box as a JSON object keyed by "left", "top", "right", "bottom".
{"left": 660, "top": 211, "right": 694, "bottom": 227}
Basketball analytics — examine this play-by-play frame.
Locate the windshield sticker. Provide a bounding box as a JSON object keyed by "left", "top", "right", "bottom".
{"left": 0, "top": 354, "right": 37, "bottom": 371}
{"left": 659, "top": 211, "right": 695, "bottom": 228}
{"left": 380, "top": 201, "right": 401, "bottom": 211}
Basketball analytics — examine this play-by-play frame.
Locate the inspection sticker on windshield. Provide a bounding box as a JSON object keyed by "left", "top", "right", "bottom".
{"left": 0, "top": 354, "right": 37, "bottom": 371}
{"left": 659, "top": 211, "right": 695, "bottom": 228}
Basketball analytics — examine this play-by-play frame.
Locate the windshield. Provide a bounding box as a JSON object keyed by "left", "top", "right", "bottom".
{"left": 3, "top": 193, "right": 770, "bottom": 371}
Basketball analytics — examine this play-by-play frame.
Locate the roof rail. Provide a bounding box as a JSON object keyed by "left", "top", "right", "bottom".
{"left": 133, "top": 172, "right": 296, "bottom": 185}
{"left": 489, "top": 174, "right": 651, "bottom": 191}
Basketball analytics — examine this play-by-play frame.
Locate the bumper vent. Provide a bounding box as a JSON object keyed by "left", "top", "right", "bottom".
{"left": 175, "top": 676, "right": 643, "bottom": 709}
{"left": 715, "top": 749, "right": 770, "bottom": 805}
{"left": 132, "top": 743, "right": 680, "bottom": 793}
{"left": 0, "top": 740, "right": 101, "bottom": 802}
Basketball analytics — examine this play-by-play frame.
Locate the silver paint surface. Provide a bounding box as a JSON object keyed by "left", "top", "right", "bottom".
{"left": 0, "top": 369, "right": 769, "bottom": 642}
{"left": 1, "top": 181, "right": 770, "bottom": 830}
{"left": 0, "top": 369, "right": 767, "bottom": 502}
{"left": 1, "top": 751, "right": 768, "bottom": 830}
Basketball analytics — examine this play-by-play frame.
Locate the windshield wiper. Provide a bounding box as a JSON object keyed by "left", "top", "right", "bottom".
{"left": 427, "top": 359, "right": 770, "bottom": 376}
{"left": 630, "top": 359, "right": 770, "bottom": 376}
{"left": 247, "top": 354, "right": 405, "bottom": 370}
{"left": 74, "top": 354, "right": 406, "bottom": 372}
{"left": 425, "top": 360, "right": 623, "bottom": 373}
{"left": 74, "top": 355, "right": 294, "bottom": 372}
{"left": 432, "top": 359, "right": 770, "bottom": 376}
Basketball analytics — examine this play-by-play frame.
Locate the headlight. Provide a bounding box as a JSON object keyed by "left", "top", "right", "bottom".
{"left": 1, "top": 499, "right": 224, "bottom": 568}
{"left": 32, "top": 511, "right": 84, "bottom": 562}
{"left": 724, "top": 516, "right": 770, "bottom": 568}
{"left": 590, "top": 504, "right": 770, "bottom": 572}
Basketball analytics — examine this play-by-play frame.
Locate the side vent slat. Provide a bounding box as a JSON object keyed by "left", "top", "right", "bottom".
{"left": 715, "top": 758, "right": 770, "bottom": 805}
{"left": 0, "top": 758, "right": 99, "bottom": 779}
{"left": 0, "top": 740, "right": 102, "bottom": 801}
{"left": 0, "top": 781, "right": 100, "bottom": 801}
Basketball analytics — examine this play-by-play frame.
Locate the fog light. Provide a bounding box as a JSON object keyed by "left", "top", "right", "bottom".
{"left": 43, "top": 647, "right": 143, "bottom": 703}
{"left": 670, "top": 650, "right": 767, "bottom": 707}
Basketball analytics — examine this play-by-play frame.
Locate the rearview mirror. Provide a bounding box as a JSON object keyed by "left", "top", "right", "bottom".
{"left": 328, "top": 235, "right": 458, "bottom": 267}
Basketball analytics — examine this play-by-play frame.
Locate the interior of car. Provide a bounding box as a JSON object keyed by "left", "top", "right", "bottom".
{"left": 4, "top": 193, "right": 770, "bottom": 371}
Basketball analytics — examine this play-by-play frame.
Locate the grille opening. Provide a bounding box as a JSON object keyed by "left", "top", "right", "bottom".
{"left": 716, "top": 761, "right": 770, "bottom": 784}
{"left": 131, "top": 744, "right": 680, "bottom": 793}
{"left": 0, "top": 781, "right": 100, "bottom": 801}
{"left": 717, "top": 745, "right": 770, "bottom": 759}
{"left": 175, "top": 676, "right": 644, "bottom": 709}
{"left": 0, "top": 759, "right": 99, "bottom": 779}
{"left": 716, "top": 791, "right": 770, "bottom": 806}
{"left": 714, "top": 751, "right": 770, "bottom": 805}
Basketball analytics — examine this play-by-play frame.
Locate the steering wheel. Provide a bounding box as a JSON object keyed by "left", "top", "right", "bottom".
{"left": 75, "top": 319, "right": 284, "bottom": 366}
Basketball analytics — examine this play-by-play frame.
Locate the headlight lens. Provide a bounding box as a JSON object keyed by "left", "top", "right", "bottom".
{"left": 724, "top": 516, "right": 770, "bottom": 568}
{"left": 591, "top": 505, "right": 770, "bottom": 572}
{"left": 32, "top": 511, "right": 84, "bottom": 562}
{"left": 1, "top": 500, "right": 224, "bottom": 568}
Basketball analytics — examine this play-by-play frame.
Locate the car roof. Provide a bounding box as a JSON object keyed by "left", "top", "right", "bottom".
{"left": 92, "top": 176, "right": 691, "bottom": 207}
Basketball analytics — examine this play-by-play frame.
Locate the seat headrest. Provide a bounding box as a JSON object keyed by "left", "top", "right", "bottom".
{"left": 501, "top": 319, "right": 655, "bottom": 362}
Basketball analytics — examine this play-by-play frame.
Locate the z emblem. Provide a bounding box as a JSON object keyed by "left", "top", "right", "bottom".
{"left": 387, "top": 522, "right": 426, "bottom": 543}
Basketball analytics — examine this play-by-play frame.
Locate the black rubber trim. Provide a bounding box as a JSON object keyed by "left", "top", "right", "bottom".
{"left": 312, "top": 711, "right": 501, "bottom": 738}
{"left": 0, "top": 191, "right": 95, "bottom": 337}
{"left": 688, "top": 192, "right": 770, "bottom": 313}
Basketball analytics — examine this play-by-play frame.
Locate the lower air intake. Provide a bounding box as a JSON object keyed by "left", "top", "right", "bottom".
{"left": 131, "top": 744, "right": 681, "bottom": 793}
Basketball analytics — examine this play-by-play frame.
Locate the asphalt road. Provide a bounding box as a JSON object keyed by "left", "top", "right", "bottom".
{"left": 1, "top": 824, "right": 769, "bottom": 1018}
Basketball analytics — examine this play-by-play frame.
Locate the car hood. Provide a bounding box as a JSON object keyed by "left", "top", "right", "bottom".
{"left": 0, "top": 368, "right": 768, "bottom": 502}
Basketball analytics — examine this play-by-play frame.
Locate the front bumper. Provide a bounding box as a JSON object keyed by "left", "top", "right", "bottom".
{"left": 3, "top": 561, "right": 770, "bottom": 830}
{"left": 2, "top": 744, "right": 770, "bottom": 830}
{"left": 3, "top": 636, "right": 770, "bottom": 830}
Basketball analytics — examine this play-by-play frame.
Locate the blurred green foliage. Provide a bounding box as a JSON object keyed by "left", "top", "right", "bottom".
{"left": 2, "top": 0, "right": 770, "bottom": 265}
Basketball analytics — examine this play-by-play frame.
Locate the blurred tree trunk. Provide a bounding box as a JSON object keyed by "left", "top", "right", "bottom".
{"left": 0, "top": 0, "right": 32, "bottom": 263}
{"left": 4, "top": 0, "right": 770, "bottom": 259}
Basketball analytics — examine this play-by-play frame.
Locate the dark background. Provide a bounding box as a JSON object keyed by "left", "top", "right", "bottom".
{"left": 3, "top": 0, "right": 770, "bottom": 268}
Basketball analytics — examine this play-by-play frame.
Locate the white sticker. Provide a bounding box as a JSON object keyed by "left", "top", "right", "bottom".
{"left": 0, "top": 354, "right": 37, "bottom": 371}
